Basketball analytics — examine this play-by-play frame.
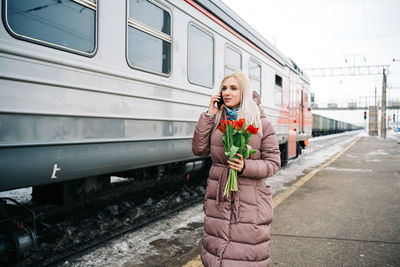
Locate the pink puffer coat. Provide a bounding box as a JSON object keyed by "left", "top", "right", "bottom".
{"left": 192, "top": 100, "right": 281, "bottom": 267}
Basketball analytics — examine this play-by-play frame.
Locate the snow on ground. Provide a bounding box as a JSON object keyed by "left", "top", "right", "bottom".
{"left": 0, "top": 187, "right": 32, "bottom": 203}
{"left": 324, "top": 167, "right": 373, "bottom": 172}
{"left": 366, "top": 150, "right": 389, "bottom": 156}
{"left": 388, "top": 129, "right": 400, "bottom": 142}
{"left": 68, "top": 203, "right": 205, "bottom": 266}
{"left": 110, "top": 176, "right": 129, "bottom": 183}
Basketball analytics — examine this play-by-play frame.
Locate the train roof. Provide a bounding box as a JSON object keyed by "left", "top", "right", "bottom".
{"left": 193, "top": 0, "right": 289, "bottom": 66}
{"left": 193, "top": 0, "right": 310, "bottom": 82}
{"left": 288, "top": 58, "right": 310, "bottom": 83}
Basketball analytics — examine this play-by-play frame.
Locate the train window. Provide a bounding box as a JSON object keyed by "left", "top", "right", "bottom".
{"left": 4, "top": 0, "right": 97, "bottom": 56}
{"left": 249, "top": 60, "right": 261, "bottom": 95}
{"left": 129, "top": 0, "right": 170, "bottom": 35}
{"left": 275, "top": 75, "right": 283, "bottom": 106}
{"left": 127, "top": 0, "right": 171, "bottom": 75}
{"left": 224, "top": 45, "right": 242, "bottom": 75}
{"left": 188, "top": 24, "right": 214, "bottom": 88}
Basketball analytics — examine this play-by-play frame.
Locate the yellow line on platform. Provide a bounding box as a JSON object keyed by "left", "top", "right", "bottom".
{"left": 182, "top": 136, "right": 361, "bottom": 266}
{"left": 182, "top": 255, "right": 202, "bottom": 267}
{"left": 273, "top": 136, "right": 361, "bottom": 208}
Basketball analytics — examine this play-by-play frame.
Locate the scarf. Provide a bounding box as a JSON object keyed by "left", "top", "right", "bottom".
{"left": 225, "top": 107, "right": 239, "bottom": 121}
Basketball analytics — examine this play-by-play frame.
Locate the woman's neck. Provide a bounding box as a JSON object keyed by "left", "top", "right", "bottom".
{"left": 228, "top": 105, "right": 240, "bottom": 110}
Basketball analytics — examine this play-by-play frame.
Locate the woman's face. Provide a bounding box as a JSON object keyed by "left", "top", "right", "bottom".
{"left": 221, "top": 77, "right": 241, "bottom": 109}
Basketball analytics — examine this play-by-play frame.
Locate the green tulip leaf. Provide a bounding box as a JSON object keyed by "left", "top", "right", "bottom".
{"left": 229, "top": 145, "right": 239, "bottom": 159}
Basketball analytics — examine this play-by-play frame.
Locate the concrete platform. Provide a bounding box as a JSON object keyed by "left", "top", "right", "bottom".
{"left": 180, "top": 135, "right": 400, "bottom": 267}
{"left": 271, "top": 136, "right": 400, "bottom": 266}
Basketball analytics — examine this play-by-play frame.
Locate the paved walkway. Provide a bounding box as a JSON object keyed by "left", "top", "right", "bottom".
{"left": 180, "top": 135, "right": 400, "bottom": 266}
{"left": 270, "top": 136, "right": 400, "bottom": 266}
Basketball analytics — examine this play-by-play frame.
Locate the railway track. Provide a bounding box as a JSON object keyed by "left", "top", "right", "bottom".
{"left": 1, "top": 174, "right": 206, "bottom": 266}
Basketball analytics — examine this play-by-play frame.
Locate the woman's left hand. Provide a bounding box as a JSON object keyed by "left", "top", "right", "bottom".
{"left": 228, "top": 153, "right": 244, "bottom": 173}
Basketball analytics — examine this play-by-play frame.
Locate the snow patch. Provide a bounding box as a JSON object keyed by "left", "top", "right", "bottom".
{"left": 0, "top": 187, "right": 32, "bottom": 203}
{"left": 366, "top": 150, "right": 388, "bottom": 156}
{"left": 366, "top": 159, "right": 381, "bottom": 162}
{"left": 324, "top": 167, "right": 373, "bottom": 172}
{"left": 70, "top": 204, "right": 204, "bottom": 266}
{"left": 111, "top": 176, "right": 130, "bottom": 183}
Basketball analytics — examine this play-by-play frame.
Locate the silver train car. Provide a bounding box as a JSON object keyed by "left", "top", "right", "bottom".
{"left": 0, "top": 0, "right": 312, "bottom": 194}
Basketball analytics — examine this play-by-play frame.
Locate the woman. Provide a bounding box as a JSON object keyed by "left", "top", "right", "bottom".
{"left": 192, "top": 72, "right": 281, "bottom": 267}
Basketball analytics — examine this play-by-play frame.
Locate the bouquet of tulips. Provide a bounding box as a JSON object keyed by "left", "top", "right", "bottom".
{"left": 218, "top": 118, "right": 259, "bottom": 198}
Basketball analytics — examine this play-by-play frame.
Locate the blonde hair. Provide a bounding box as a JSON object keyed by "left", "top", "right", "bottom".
{"left": 212, "top": 72, "right": 262, "bottom": 134}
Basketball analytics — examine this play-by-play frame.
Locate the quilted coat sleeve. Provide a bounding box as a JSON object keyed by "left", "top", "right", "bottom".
{"left": 240, "top": 118, "right": 281, "bottom": 179}
{"left": 192, "top": 112, "right": 215, "bottom": 157}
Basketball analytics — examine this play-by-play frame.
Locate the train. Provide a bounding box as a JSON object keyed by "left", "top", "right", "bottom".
{"left": 0, "top": 0, "right": 359, "bottom": 200}
{"left": 312, "top": 114, "right": 363, "bottom": 137}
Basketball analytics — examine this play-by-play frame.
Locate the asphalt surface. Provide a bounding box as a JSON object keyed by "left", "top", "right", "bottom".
{"left": 270, "top": 136, "right": 400, "bottom": 266}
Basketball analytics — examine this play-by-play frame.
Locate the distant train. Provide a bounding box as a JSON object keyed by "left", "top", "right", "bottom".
{"left": 312, "top": 114, "right": 363, "bottom": 137}
{"left": 0, "top": 0, "right": 355, "bottom": 198}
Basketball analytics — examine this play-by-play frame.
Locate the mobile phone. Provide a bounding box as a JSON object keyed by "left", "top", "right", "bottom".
{"left": 217, "top": 93, "right": 224, "bottom": 109}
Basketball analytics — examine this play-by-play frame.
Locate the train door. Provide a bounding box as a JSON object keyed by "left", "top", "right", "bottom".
{"left": 300, "top": 89, "right": 304, "bottom": 133}
{"left": 288, "top": 71, "right": 297, "bottom": 158}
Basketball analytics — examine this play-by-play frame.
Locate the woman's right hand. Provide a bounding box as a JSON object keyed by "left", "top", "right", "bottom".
{"left": 207, "top": 94, "right": 223, "bottom": 116}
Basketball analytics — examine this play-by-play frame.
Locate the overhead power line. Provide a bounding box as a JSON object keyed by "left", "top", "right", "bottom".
{"left": 304, "top": 65, "right": 390, "bottom": 77}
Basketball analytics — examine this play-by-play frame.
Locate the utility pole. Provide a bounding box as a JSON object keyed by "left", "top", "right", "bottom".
{"left": 380, "top": 69, "right": 387, "bottom": 139}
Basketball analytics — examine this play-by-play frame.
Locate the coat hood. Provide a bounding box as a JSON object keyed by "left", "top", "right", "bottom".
{"left": 252, "top": 91, "right": 261, "bottom": 106}
{"left": 252, "top": 91, "right": 266, "bottom": 119}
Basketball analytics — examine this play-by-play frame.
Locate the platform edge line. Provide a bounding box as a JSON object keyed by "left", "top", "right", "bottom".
{"left": 182, "top": 255, "right": 202, "bottom": 267}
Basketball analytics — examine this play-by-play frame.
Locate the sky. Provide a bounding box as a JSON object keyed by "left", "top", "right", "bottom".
{"left": 221, "top": 0, "right": 400, "bottom": 109}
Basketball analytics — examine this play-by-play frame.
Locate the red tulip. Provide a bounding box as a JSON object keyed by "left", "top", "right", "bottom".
{"left": 245, "top": 124, "right": 259, "bottom": 135}
{"left": 218, "top": 124, "right": 225, "bottom": 133}
{"left": 234, "top": 118, "right": 245, "bottom": 130}
{"left": 218, "top": 120, "right": 229, "bottom": 133}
